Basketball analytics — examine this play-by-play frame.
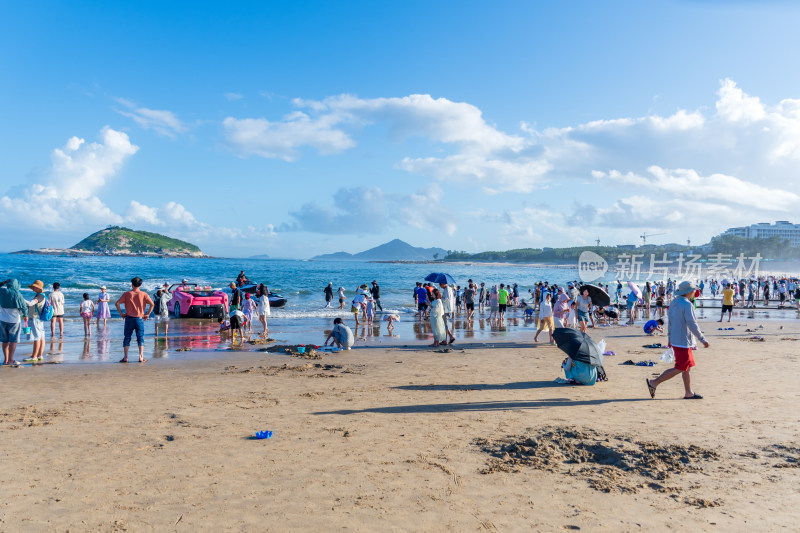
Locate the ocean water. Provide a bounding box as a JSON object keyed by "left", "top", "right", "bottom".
{"left": 0, "top": 254, "right": 580, "bottom": 317}
{"left": 0, "top": 254, "right": 577, "bottom": 363}
{"left": 2, "top": 254, "right": 797, "bottom": 364}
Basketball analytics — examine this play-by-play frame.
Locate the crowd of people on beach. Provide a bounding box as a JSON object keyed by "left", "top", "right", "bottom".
{"left": 2, "top": 269, "right": 797, "bottom": 372}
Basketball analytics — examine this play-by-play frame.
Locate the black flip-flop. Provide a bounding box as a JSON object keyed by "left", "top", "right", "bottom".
{"left": 646, "top": 379, "right": 656, "bottom": 399}
{"left": 119, "top": 358, "right": 128, "bottom": 363}
{"left": 683, "top": 393, "right": 703, "bottom": 399}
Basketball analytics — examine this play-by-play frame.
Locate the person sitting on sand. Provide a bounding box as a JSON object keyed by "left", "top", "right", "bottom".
{"left": 646, "top": 280, "right": 709, "bottom": 400}
{"left": 562, "top": 356, "right": 597, "bottom": 386}
{"left": 324, "top": 317, "right": 354, "bottom": 350}
{"left": 643, "top": 317, "right": 664, "bottom": 336}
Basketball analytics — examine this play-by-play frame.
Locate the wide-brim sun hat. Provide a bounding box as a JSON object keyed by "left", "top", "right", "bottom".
{"left": 28, "top": 280, "right": 44, "bottom": 292}
{"left": 676, "top": 280, "right": 696, "bottom": 295}
{"left": 100, "top": 286, "right": 106, "bottom": 290}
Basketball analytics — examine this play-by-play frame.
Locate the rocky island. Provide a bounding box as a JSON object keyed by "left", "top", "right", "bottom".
{"left": 13, "top": 226, "right": 210, "bottom": 258}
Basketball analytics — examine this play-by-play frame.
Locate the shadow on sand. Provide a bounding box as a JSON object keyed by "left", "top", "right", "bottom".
{"left": 314, "top": 396, "right": 649, "bottom": 416}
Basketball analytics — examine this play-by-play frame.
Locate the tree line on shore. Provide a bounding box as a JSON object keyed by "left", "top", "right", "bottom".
{"left": 444, "top": 235, "right": 798, "bottom": 263}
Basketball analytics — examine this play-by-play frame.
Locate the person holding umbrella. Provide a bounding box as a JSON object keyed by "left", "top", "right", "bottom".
{"left": 646, "top": 280, "right": 709, "bottom": 400}
{"left": 552, "top": 323, "right": 604, "bottom": 385}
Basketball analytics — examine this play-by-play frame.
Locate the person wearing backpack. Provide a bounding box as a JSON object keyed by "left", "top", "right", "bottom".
{"left": 0, "top": 279, "right": 27, "bottom": 366}
{"left": 23, "top": 280, "right": 48, "bottom": 362}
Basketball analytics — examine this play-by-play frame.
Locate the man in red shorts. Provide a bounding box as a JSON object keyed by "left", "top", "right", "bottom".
{"left": 646, "top": 280, "right": 709, "bottom": 399}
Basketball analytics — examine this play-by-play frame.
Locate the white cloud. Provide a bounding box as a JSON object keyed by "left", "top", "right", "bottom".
{"left": 593, "top": 166, "right": 799, "bottom": 211}
{"left": 0, "top": 127, "right": 138, "bottom": 229}
{"left": 0, "top": 129, "right": 278, "bottom": 252}
{"left": 222, "top": 113, "right": 355, "bottom": 161}
{"left": 224, "top": 92, "right": 244, "bottom": 101}
{"left": 222, "top": 93, "right": 524, "bottom": 164}
{"left": 716, "top": 78, "right": 766, "bottom": 123}
{"left": 282, "top": 185, "right": 457, "bottom": 236}
{"left": 114, "top": 99, "right": 187, "bottom": 138}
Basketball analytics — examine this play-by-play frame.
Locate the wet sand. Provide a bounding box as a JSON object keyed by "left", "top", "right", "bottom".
{"left": 1, "top": 318, "right": 798, "bottom": 531}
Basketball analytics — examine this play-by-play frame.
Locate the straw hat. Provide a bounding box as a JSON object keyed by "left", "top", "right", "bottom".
{"left": 28, "top": 280, "right": 44, "bottom": 292}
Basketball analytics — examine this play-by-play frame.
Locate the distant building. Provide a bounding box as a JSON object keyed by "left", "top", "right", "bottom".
{"left": 723, "top": 221, "right": 800, "bottom": 246}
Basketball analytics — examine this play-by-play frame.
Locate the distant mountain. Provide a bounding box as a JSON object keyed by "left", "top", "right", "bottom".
{"left": 248, "top": 254, "right": 271, "bottom": 260}
{"left": 312, "top": 239, "right": 447, "bottom": 261}
{"left": 313, "top": 251, "right": 358, "bottom": 261}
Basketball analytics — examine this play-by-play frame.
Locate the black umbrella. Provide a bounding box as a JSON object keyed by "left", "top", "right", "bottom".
{"left": 552, "top": 328, "right": 604, "bottom": 367}
{"left": 578, "top": 284, "right": 611, "bottom": 308}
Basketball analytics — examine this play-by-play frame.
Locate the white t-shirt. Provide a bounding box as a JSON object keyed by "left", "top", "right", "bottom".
{"left": 80, "top": 300, "right": 94, "bottom": 315}
{"left": 539, "top": 300, "right": 553, "bottom": 319}
{"left": 49, "top": 291, "right": 65, "bottom": 315}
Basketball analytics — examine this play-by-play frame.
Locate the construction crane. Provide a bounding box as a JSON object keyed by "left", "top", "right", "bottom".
{"left": 640, "top": 232, "right": 667, "bottom": 245}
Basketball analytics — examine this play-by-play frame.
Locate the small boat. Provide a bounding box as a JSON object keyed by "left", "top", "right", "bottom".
{"left": 229, "top": 284, "right": 287, "bottom": 308}
{"left": 266, "top": 293, "right": 287, "bottom": 308}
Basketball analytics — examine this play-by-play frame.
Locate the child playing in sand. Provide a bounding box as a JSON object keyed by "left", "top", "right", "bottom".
{"left": 80, "top": 293, "right": 95, "bottom": 337}
{"left": 382, "top": 313, "right": 400, "bottom": 332}
{"left": 228, "top": 307, "right": 246, "bottom": 342}
{"left": 643, "top": 317, "right": 664, "bottom": 335}
{"left": 324, "top": 317, "right": 354, "bottom": 350}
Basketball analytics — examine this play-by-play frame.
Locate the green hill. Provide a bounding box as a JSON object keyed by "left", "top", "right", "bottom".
{"left": 70, "top": 226, "right": 205, "bottom": 256}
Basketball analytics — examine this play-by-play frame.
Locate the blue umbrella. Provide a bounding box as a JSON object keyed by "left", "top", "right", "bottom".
{"left": 424, "top": 272, "right": 456, "bottom": 285}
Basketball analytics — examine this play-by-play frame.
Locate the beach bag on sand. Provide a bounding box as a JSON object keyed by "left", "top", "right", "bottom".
{"left": 39, "top": 297, "right": 53, "bottom": 321}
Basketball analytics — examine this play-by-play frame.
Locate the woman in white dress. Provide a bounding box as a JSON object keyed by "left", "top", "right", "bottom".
{"left": 257, "top": 283, "right": 271, "bottom": 335}
{"left": 428, "top": 288, "right": 446, "bottom": 347}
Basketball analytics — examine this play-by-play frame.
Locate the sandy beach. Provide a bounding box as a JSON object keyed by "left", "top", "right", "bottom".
{"left": 2, "top": 317, "right": 799, "bottom": 532}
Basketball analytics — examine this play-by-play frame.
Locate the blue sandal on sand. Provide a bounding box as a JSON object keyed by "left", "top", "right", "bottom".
{"left": 684, "top": 393, "right": 703, "bottom": 399}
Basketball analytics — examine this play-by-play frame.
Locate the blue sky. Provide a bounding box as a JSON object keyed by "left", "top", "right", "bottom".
{"left": 2, "top": 1, "right": 800, "bottom": 257}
